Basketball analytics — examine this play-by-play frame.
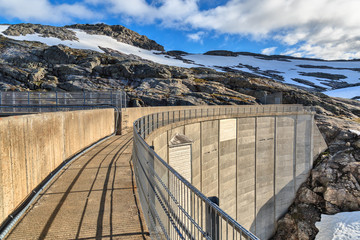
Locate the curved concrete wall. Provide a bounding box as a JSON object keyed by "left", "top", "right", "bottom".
{"left": 0, "top": 109, "right": 115, "bottom": 224}
{"left": 120, "top": 104, "right": 306, "bottom": 134}
{"left": 146, "top": 112, "right": 327, "bottom": 239}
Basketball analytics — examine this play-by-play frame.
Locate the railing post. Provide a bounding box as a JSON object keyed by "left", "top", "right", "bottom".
{"left": 157, "top": 112, "right": 159, "bottom": 129}
{"left": 152, "top": 114, "right": 154, "bottom": 132}
{"left": 206, "top": 197, "right": 219, "bottom": 240}
{"left": 38, "top": 92, "right": 41, "bottom": 113}
{"left": 162, "top": 112, "right": 165, "bottom": 127}
{"left": 142, "top": 117, "right": 146, "bottom": 139}
{"left": 147, "top": 115, "right": 150, "bottom": 136}
{"left": 55, "top": 91, "right": 58, "bottom": 112}
{"left": 124, "top": 91, "right": 126, "bottom": 109}
{"left": 121, "top": 91, "right": 123, "bottom": 110}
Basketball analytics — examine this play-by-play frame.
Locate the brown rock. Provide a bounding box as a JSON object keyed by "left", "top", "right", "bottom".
{"left": 298, "top": 187, "right": 323, "bottom": 205}
{"left": 353, "top": 140, "right": 360, "bottom": 149}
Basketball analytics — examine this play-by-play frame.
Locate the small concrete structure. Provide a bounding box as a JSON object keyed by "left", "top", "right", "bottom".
{"left": 260, "top": 92, "right": 283, "bottom": 104}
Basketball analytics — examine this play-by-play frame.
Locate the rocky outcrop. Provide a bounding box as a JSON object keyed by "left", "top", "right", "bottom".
{"left": 272, "top": 116, "right": 360, "bottom": 240}
{"left": 3, "top": 23, "right": 78, "bottom": 41}
{"left": 204, "top": 50, "right": 239, "bottom": 56}
{"left": 2, "top": 30, "right": 360, "bottom": 113}
{"left": 66, "top": 23, "right": 164, "bottom": 51}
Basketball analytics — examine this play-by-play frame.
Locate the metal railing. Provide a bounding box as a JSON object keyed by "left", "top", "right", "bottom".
{"left": 132, "top": 105, "right": 314, "bottom": 240}
{"left": 0, "top": 91, "right": 126, "bottom": 113}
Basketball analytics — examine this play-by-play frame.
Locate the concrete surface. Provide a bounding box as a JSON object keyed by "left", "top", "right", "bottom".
{"left": 120, "top": 104, "right": 306, "bottom": 134}
{"left": 0, "top": 109, "right": 114, "bottom": 224}
{"left": 149, "top": 111, "right": 327, "bottom": 239}
{"left": 5, "top": 133, "right": 150, "bottom": 240}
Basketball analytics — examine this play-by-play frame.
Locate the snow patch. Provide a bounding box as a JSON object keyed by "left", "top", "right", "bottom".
{"left": 315, "top": 212, "right": 360, "bottom": 240}
{"left": 325, "top": 86, "right": 360, "bottom": 99}
{"left": 350, "top": 129, "right": 360, "bottom": 136}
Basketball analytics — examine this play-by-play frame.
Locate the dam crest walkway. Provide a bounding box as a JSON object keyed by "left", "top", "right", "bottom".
{"left": 5, "top": 133, "right": 150, "bottom": 240}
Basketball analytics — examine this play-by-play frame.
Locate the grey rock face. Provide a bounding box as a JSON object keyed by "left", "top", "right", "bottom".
{"left": 43, "top": 45, "right": 76, "bottom": 64}
{"left": 204, "top": 50, "right": 239, "bottom": 56}
{"left": 3, "top": 23, "right": 78, "bottom": 41}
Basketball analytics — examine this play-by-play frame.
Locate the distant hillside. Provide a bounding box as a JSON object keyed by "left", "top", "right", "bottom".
{"left": 0, "top": 23, "right": 359, "bottom": 100}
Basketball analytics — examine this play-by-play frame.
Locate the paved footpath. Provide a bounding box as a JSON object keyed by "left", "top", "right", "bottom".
{"left": 6, "top": 132, "right": 150, "bottom": 240}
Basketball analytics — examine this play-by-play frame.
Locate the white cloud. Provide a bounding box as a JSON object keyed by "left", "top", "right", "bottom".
{"left": 187, "top": 31, "right": 205, "bottom": 43}
{"left": 97, "top": 0, "right": 360, "bottom": 60}
{"left": 2, "top": 0, "right": 359, "bottom": 59}
{"left": 0, "top": 0, "right": 98, "bottom": 23}
{"left": 261, "top": 47, "right": 277, "bottom": 55}
{"left": 99, "top": 0, "right": 198, "bottom": 25}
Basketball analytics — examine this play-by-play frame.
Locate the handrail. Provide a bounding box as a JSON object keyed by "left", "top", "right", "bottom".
{"left": 0, "top": 91, "right": 127, "bottom": 113}
{"left": 132, "top": 104, "right": 314, "bottom": 240}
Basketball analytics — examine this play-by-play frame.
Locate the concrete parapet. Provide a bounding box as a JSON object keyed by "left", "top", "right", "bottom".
{"left": 121, "top": 104, "right": 306, "bottom": 134}
{"left": 0, "top": 109, "right": 114, "bottom": 224}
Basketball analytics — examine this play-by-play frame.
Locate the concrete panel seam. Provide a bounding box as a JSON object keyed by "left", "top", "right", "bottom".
{"left": 236, "top": 118, "right": 238, "bottom": 221}
{"left": 218, "top": 119, "right": 220, "bottom": 200}
{"left": 200, "top": 121, "right": 203, "bottom": 192}
{"left": 310, "top": 115, "right": 314, "bottom": 167}
{"left": 254, "top": 116, "right": 257, "bottom": 234}
{"left": 23, "top": 118, "right": 29, "bottom": 194}
{"left": 273, "top": 116, "right": 277, "bottom": 231}
{"left": 293, "top": 114, "right": 298, "bottom": 195}
{"left": 8, "top": 120, "right": 14, "bottom": 214}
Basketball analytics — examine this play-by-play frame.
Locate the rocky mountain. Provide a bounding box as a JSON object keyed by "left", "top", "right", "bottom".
{"left": 1, "top": 23, "right": 360, "bottom": 100}
{"left": 65, "top": 23, "right": 164, "bottom": 51}
{"left": 0, "top": 23, "right": 360, "bottom": 239}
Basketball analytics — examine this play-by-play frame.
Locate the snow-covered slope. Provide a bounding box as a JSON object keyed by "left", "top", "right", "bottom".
{"left": 325, "top": 86, "right": 360, "bottom": 99}
{"left": 1, "top": 24, "right": 359, "bottom": 99}
{"left": 315, "top": 212, "right": 360, "bottom": 240}
{"left": 0, "top": 25, "right": 194, "bottom": 68}
{"left": 183, "top": 54, "right": 360, "bottom": 92}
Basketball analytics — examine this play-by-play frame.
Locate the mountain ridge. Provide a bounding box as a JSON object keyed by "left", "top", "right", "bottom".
{"left": 1, "top": 23, "right": 360, "bottom": 99}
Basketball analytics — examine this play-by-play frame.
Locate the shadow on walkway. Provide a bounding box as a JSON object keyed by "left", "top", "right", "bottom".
{"left": 6, "top": 133, "right": 150, "bottom": 240}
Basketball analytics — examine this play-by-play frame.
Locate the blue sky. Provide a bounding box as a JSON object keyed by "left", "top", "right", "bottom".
{"left": 0, "top": 0, "right": 359, "bottom": 60}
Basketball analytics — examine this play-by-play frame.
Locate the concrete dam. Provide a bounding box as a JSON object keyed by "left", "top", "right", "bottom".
{"left": 142, "top": 106, "right": 327, "bottom": 239}
{"left": 0, "top": 104, "right": 327, "bottom": 239}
